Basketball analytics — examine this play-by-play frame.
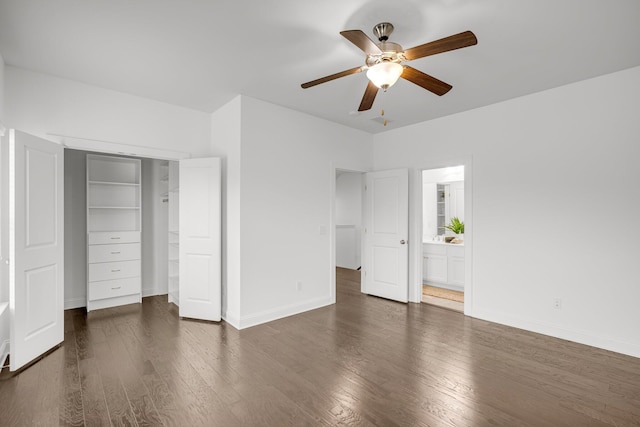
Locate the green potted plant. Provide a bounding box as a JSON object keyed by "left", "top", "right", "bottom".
{"left": 444, "top": 217, "right": 464, "bottom": 240}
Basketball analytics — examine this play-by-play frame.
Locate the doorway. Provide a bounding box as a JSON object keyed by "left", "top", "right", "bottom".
{"left": 334, "top": 169, "right": 364, "bottom": 300}
{"left": 421, "top": 165, "right": 465, "bottom": 312}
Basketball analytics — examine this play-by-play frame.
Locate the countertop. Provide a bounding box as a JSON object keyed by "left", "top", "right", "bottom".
{"left": 423, "top": 240, "right": 464, "bottom": 247}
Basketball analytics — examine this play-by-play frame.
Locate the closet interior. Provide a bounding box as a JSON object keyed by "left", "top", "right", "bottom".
{"left": 65, "top": 149, "right": 179, "bottom": 312}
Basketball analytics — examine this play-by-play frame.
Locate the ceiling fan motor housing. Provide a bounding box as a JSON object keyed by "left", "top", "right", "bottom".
{"left": 366, "top": 41, "right": 404, "bottom": 67}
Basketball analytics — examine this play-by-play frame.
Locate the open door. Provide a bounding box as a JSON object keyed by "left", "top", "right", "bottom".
{"left": 179, "top": 157, "right": 221, "bottom": 321}
{"left": 362, "top": 168, "right": 409, "bottom": 302}
{"left": 9, "top": 130, "right": 64, "bottom": 371}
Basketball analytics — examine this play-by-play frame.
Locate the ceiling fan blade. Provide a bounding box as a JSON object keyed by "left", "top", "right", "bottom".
{"left": 403, "top": 31, "right": 477, "bottom": 61}
{"left": 301, "top": 66, "right": 363, "bottom": 89}
{"left": 358, "top": 81, "right": 379, "bottom": 111}
{"left": 340, "top": 30, "right": 383, "bottom": 55}
{"left": 401, "top": 66, "right": 452, "bottom": 96}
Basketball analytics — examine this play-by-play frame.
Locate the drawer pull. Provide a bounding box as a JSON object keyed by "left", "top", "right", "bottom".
{"left": 111, "top": 286, "right": 121, "bottom": 290}
{"left": 110, "top": 251, "right": 121, "bottom": 254}
{"left": 111, "top": 269, "right": 121, "bottom": 272}
{"left": 110, "top": 237, "right": 121, "bottom": 240}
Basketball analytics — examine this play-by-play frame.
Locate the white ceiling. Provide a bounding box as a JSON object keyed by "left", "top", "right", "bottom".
{"left": 1, "top": 0, "right": 639, "bottom": 134}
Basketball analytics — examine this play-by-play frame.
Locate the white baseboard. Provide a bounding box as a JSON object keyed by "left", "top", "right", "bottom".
{"left": 0, "top": 339, "right": 9, "bottom": 367}
{"left": 473, "top": 307, "right": 640, "bottom": 359}
{"left": 222, "top": 310, "right": 240, "bottom": 329}
{"left": 142, "top": 288, "right": 167, "bottom": 298}
{"left": 237, "top": 296, "right": 333, "bottom": 330}
{"left": 64, "top": 297, "right": 86, "bottom": 310}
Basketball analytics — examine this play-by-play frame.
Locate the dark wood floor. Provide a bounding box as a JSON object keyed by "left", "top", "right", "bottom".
{"left": 1, "top": 269, "right": 639, "bottom": 426}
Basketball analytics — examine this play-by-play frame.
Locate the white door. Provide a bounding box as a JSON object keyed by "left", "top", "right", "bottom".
{"left": 362, "top": 168, "right": 409, "bottom": 302}
{"left": 179, "top": 158, "right": 221, "bottom": 321}
{"left": 9, "top": 130, "right": 64, "bottom": 371}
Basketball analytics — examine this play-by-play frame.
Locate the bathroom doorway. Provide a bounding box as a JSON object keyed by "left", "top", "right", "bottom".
{"left": 421, "top": 166, "right": 465, "bottom": 312}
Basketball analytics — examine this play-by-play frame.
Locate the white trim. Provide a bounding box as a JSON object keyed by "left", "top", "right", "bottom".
{"left": 64, "top": 298, "right": 86, "bottom": 310}
{"left": 0, "top": 339, "right": 9, "bottom": 367}
{"left": 414, "top": 156, "right": 474, "bottom": 314}
{"left": 142, "top": 287, "right": 165, "bottom": 298}
{"left": 0, "top": 122, "right": 6, "bottom": 137}
{"left": 473, "top": 308, "right": 640, "bottom": 359}
{"left": 222, "top": 311, "right": 240, "bottom": 329}
{"left": 0, "top": 302, "right": 8, "bottom": 366}
{"left": 48, "top": 133, "right": 190, "bottom": 160}
{"left": 237, "top": 296, "right": 333, "bottom": 330}
{"left": 331, "top": 162, "right": 368, "bottom": 303}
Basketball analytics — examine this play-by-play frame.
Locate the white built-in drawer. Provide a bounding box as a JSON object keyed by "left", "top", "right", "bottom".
{"left": 88, "top": 231, "right": 141, "bottom": 245}
{"left": 88, "top": 243, "right": 140, "bottom": 263}
{"left": 423, "top": 243, "right": 447, "bottom": 255}
{"left": 89, "top": 277, "right": 140, "bottom": 300}
{"left": 88, "top": 260, "right": 140, "bottom": 282}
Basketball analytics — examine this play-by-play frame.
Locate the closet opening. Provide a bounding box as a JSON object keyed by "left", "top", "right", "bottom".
{"left": 64, "top": 148, "right": 179, "bottom": 313}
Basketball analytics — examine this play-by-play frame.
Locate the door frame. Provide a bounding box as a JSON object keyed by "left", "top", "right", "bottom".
{"left": 330, "top": 163, "right": 367, "bottom": 303}
{"left": 59, "top": 137, "right": 189, "bottom": 312}
{"left": 416, "top": 156, "right": 474, "bottom": 315}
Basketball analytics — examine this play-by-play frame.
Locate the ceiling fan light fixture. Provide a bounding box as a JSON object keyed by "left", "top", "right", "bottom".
{"left": 366, "top": 62, "right": 403, "bottom": 91}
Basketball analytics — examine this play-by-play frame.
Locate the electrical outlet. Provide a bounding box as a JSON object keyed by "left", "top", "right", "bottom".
{"left": 553, "top": 298, "right": 562, "bottom": 309}
{"left": 296, "top": 281, "right": 302, "bottom": 291}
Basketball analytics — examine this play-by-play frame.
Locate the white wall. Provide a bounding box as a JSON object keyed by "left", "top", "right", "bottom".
{"left": 210, "top": 96, "right": 242, "bottom": 327}
{"left": 5, "top": 66, "right": 211, "bottom": 156}
{"left": 152, "top": 160, "right": 169, "bottom": 297}
{"left": 335, "top": 172, "right": 363, "bottom": 225}
{"left": 141, "top": 158, "right": 169, "bottom": 297}
{"left": 373, "top": 66, "right": 640, "bottom": 358}
{"left": 0, "top": 52, "right": 5, "bottom": 122}
{"left": 63, "top": 149, "right": 88, "bottom": 308}
{"left": 237, "top": 96, "right": 372, "bottom": 328}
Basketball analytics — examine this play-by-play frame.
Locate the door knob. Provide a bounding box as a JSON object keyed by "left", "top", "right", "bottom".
{"left": 400, "top": 240, "right": 406, "bottom": 244}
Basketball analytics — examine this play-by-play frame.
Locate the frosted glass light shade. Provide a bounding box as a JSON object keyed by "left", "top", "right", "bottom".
{"left": 366, "top": 62, "right": 403, "bottom": 90}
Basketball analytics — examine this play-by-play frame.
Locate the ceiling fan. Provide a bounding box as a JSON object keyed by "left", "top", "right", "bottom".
{"left": 301, "top": 22, "right": 477, "bottom": 112}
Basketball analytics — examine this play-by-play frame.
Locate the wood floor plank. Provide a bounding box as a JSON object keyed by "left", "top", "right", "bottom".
{"left": 78, "top": 357, "right": 110, "bottom": 426}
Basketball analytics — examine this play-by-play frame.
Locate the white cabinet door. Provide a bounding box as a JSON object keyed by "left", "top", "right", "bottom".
{"left": 179, "top": 158, "right": 221, "bottom": 321}
{"left": 448, "top": 256, "right": 465, "bottom": 287}
{"left": 9, "top": 130, "right": 64, "bottom": 371}
{"left": 424, "top": 254, "right": 448, "bottom": 283}
{"left": 363, "top": 169, "right": 409, "bottom": 303}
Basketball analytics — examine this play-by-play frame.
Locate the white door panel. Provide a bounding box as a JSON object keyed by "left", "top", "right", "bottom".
{"left": 179, "top": 158, "right": 221, "bottom": 321}
{"left": 9, "top": 130, "right": 64, "bottom": 371}
{"left": 363, "top": 169, "right": 408, "bottom": 303}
